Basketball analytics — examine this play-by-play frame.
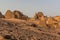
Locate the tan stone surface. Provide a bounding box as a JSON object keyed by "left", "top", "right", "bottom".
{"left": 5, "top": 10, "right": 14, "bottom": 19}
{"left": 1, "top": 10, "right": 60, "bottom": 40}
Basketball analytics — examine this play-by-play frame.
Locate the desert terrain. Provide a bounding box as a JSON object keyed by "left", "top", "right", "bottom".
{"left": 0, "top": 10, "right": 60, "bottom": 40}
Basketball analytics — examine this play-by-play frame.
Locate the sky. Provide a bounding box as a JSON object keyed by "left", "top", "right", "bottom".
{"left": 0, "top": 0, "right": 60, "bottom": 17}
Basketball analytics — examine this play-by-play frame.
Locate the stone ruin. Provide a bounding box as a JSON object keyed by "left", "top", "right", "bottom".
{"left": 0, "top": 10, "right": 60, "bottom": 40}
{"left": 4, "top": 10, "right": 29, "bottom": 20}
{"left": 0, "top": 12, "right": 4, "bottom": 18}
{"left": 0, "top": 10, "right": 60, "bottom": 29}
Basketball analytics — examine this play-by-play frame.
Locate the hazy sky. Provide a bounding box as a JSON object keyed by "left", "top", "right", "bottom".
{"left": 0, "top": 0, "right": 60, "bottom": 17}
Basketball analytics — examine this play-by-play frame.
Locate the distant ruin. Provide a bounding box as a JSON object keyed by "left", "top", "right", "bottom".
{"left": 0, "top": 10, "right": 60, "bottom": 29}
{"left": 0, "top": 10, "right": 60, "bottom": 40}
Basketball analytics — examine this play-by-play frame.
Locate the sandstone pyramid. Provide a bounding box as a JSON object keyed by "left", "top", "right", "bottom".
{"left": 0, "top": 12, "right": 5, "bottom": 18}
{"left": 4, "top": 10, "right": 15, "bottom": 19}
{"left": 46, "top": 17, "right": 54, "bottom": 25}
{"left": 1, "top": 10, "right": 60, "bottom": 40}
{"left": 13, "top": 10, "right": 22, "bottom": 19}
{"left": 13, "top": 10, "right": 29, "bottom": 20}
{"left": 53, "top": 16, "right": 60, "bottom": 29}
{"left": 28, "top": 12, "right": 47, "bottom": 28}
{"left": 33, "top": 12, "right": 44, "bottom": 20}
{"left": 5, "top": 10, "right": 29, "bottom": 20}
{"left": 53, "top": 16, "right": 60, "bottom": 22}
